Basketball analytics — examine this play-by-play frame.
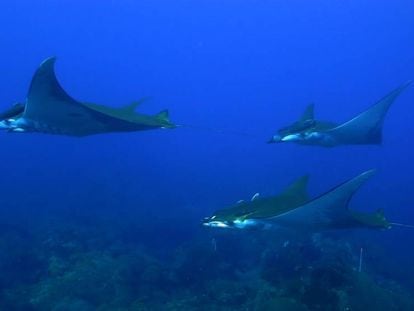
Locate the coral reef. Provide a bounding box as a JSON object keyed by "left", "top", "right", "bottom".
{"left": 0, "top": 218, "right": 413, "bottom": 311}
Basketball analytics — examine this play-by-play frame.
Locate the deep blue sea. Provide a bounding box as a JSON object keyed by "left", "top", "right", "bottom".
{"left": 0, "top": 1, "right": 414, "bottom": 310}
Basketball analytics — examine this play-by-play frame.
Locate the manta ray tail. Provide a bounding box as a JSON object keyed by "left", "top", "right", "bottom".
{"left": 156, "top": 109, "right": 169, "bottom": 121}
{"left": 328, "top": 82, "right": 412, "bottom": 145}
{"left": 390, "top": 222, "right": 414, "bottom": 229}
{"left": 155, "top": 109, "right": 176, "bottom": 128}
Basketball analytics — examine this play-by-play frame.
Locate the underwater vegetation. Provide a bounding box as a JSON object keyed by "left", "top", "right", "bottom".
{"left": 0, "top": 216, "right": 412, "bottom": 311}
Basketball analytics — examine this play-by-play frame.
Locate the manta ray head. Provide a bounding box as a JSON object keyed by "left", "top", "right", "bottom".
{"left": 268, "top": 118, "right": 320, "bottom": 144}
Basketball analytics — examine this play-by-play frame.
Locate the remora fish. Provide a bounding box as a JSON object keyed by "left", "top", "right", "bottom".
{"left": 0, "top": 57, "right": 175, "bottom": 136}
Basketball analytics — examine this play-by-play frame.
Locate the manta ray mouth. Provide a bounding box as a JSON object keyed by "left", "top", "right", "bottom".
{"left": 267, "top": 135, "right": 282, "bottom": 143}
{"left": 0, "top": 118, "right": 28, "bottom": 132}
{"left": 202, "top": 218, "right": 260, "bottom": 229}
{"left": 0, "top": 117, "right": 69, "bottom": 135}
{"left": 281, "top": 133, "right": 302, "bottom": 142}
{"left": 202, "top": 220, "right": 230, "bottom": 228}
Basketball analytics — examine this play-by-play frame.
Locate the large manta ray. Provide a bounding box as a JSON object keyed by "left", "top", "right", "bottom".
{"left": 268, "top": 82, "right": 411, "bottom": 147}
{"left": 202, "top": 170, "right": 392, "bottom": 231}
{"left": 0, "top": 57, "right": 176, "bottom": 136}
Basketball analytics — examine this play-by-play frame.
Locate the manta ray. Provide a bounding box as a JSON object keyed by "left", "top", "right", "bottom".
{"left": 202, "top": 170, "right": 393, "bottom": 231}
{"left": 268, "top": 82, "right": 411, "bottom": 147}
{"left": 0, "top": 57, "right": 176, "bottom": 136}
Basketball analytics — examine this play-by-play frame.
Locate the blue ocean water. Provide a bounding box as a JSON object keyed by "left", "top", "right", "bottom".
{"left": 0, "top": 0, "right": 414, "bottom": 310}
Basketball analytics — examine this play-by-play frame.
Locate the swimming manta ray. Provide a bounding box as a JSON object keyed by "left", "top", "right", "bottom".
{"left": 202, "top": 170, "right": 392, "bottom": 231}
{"left": 0, "top": 57, "right": 176, "bottom": 136}
{"left": 202, "top": 175, "right": 310, "bottom": 229}
{"left": 268, "top": 82, "right": 411, "bottom": 147}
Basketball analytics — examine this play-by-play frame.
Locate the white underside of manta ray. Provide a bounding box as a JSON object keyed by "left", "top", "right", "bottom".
{"left": 0, "top": 57, "right": 176, "bottom": 136}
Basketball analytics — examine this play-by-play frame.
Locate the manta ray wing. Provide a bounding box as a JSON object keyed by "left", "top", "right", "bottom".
{"left": 23, "top": 57, "right": 114, "bottom": 136}
{"left": 268, "top": 170, "right": 376, "bottom": 230}
{"left": 325, "top": 82, "right": 411, "bottom": 145}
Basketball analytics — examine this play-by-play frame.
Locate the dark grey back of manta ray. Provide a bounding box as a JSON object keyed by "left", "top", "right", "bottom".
{"left": 24, "top": 57, "right": 173, "bottom": 136}
{"left": 267, "top": 169, "right": 384, "bottom": 230}
{"left": 325, "top": 82, "right": 411, "bottom": 145}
